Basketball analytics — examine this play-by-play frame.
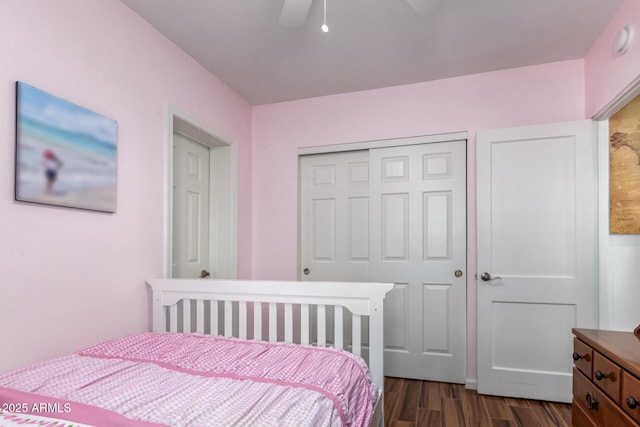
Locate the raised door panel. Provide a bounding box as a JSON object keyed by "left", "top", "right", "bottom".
{"left": 381, "top": 193, "right": 409, "bottom": 261}
{"left": 490, "top": 136, "right": 577, "bottom": 277}
{"left": 311, "top": 198, "right": 335, "bottom": 261}
{"left": 423, "top": 192, "right": 451, "bottom": 260}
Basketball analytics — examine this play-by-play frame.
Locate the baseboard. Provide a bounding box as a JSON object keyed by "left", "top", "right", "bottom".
{"left": 465, "top": 378, "right": 478, "bottom": 390}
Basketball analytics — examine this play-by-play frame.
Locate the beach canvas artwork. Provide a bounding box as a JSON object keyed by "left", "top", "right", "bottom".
{"left": 15, "top": 82, "right": 117, "bottom": 212}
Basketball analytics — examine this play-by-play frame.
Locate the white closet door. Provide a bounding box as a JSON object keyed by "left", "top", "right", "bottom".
{"left": 369, "top": 141, "right": 467, "bottom": 381}
{"left": 300, "top": 140, "right": 467, "bottom": 382}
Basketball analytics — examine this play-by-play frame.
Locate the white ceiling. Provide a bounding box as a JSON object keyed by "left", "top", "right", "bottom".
{"left": 120, "top": 0, "right": 623, "bottom": 106}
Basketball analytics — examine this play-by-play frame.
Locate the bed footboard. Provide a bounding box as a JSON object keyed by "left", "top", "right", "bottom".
{"left": 146, "top": 279, "right": 393, "bottom": 406}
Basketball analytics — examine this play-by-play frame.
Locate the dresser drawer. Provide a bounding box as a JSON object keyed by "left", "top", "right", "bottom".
{"left": 573, "top": 368, "right": 637, "bottom": 426}
{"left": 572, "top": 399, "right": 597, "bottom": 427}
{"left": 623, "top": 371, "right": 640, "bottom": 423}
{"left": 593, "top": 351, "right": 622, "bottom": 402}
{"left": 573, "top": 338, "right": 593, "bottom": 378}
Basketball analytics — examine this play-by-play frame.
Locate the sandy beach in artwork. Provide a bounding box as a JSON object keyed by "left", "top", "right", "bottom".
{"left": 33, "top": 186, "right": 117, "bottom": 212}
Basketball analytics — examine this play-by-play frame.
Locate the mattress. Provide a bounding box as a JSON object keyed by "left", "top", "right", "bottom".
{"left": 0, "top": 333, "right": 377, "bottom": 426}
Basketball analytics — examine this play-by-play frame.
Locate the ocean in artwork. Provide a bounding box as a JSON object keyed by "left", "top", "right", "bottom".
{"left": 16, "top": 82, "right": 117, "bottom": 212}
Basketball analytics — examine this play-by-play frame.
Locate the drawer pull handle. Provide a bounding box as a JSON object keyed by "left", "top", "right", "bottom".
{"left": 594, "top": 370, "right": 609, "bottom": 381}
{"left": 585, "top": 391, "right": 598, "bottom": 410}
{"left": 627, "top": 397, "right": 640, "bottom": 410}
{"left": 572, "top": 352, "right": 584, "bottom": 361}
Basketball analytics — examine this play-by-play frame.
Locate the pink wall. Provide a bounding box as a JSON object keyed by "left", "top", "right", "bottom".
{"left": 0, "top": 1, "right": 252, "bottom": 373}
{"left": 252, "top": 60, "right": 586, "bottom": 382}
{"left": 586, "top": 0, "right": 640, "bottom": 117}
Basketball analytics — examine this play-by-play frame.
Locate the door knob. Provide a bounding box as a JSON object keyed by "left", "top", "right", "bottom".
{"left": 454, "top": 270, "right": 463, "bottom": 278}
{"left": 480, "top": 272, "right": 502, "bottom": 281}
{"left": 303, "top": 268, "right": 310, "bottom": 275}
{"left": 200, "top": 269, "right": 210, "bottom": 278}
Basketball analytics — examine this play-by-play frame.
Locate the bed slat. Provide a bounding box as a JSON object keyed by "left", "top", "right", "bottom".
{"left": 183, "top": 299, "right": 191, "bottom": 332}
{"left": 239, "top": 301, "right": 247, "bottom": 339}
{"left": 254, "top": 302, "right": 262, "bottom": 341}
{"left": 301, "top": 304, "right": 309, "bottom": 345}
{"left": 269, "top": 303, "right": 277, "bottom": 342}
{"left": 210, "top": 300, "right": 219, "bottom": 336}
{"left": 352, "top": 314, "right": 361, "bottom": 357}
{"left": 334, "top": 306, "right": 343, "bottom": 349}
{"left": 317, "top": 304, "right": 326, "bottom": 346}
{"left": 169, "top": 304, "right": 178, "bottom": 333}
{"left": 284, "top": 303, "right": 293, "bottom": 343}
{"left": 196, "top": 299, "right": 204, "bottom": 334}
{"left": 224, "top": 301, "right": 232, "bottom": 337}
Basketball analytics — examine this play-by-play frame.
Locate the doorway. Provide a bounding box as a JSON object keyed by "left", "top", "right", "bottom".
{"left": 165, "top": 110, "right": 237, "bottom": 279}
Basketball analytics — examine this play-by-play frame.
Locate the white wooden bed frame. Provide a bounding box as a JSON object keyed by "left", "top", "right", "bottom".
{"left": 147, "top": 278, "right": 393, "bottom": 426}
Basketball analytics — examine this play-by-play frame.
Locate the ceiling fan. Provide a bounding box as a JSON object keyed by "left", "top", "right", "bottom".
{"left": 279, "top": 0, "right": 444, "bottom": 28}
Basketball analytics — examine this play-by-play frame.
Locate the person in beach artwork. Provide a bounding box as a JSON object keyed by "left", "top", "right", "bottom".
{"left": 42, "top": 149, "right": 63, "bottom": 195}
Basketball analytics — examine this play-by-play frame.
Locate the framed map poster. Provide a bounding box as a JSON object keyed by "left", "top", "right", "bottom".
{"left": 610, "top": 94, "right": 640, "bottom": 234}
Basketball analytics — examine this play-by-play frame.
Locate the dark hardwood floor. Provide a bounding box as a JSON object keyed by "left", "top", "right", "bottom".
{"left": 384, "top": 378, "right": 572, "bottom": 427}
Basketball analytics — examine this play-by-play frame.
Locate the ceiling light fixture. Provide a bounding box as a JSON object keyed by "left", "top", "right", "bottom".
{"left": 321, "top": 0, "right": 329, "bottom": 32}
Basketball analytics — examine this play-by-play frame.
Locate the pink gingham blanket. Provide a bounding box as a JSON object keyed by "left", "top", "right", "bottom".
{"left": 0, "top": 333, "right": 377, "bottom": 426}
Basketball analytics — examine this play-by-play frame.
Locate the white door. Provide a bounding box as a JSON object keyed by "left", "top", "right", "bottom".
{"left": 300, "top": 150, "right": 370, "bottom": 283}
{"left": 370, "top": 142, "right": 467, "bottom": 381}
{"left": 476, "top": 120, "right": 597, "bottom": 402}
{"left": 300, "top": 140, "right": 467, "bottom": 382}
{"left": 173, "top": 133, "right": 211, "bottom": 279}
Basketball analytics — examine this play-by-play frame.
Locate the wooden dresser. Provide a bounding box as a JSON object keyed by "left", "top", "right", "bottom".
{"left": 572, "top": 328, "right": 640, "bottom": 426}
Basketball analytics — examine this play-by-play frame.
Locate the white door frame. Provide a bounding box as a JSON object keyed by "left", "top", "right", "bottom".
{"left": 592, "top": 75, "right": 640, "bottom": 330}
{"left": 164, "top": 105, "right": 238, "bottom": 279}
{"left": 298, "top": 131, "right": 468, "bottom": 156}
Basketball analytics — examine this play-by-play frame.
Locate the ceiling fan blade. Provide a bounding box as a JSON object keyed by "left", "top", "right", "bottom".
{"left": 279, "top": 0, "right": 314, "bottom": 28}
{"left": 405, "top": 0, "right": 445, "bottom": 16}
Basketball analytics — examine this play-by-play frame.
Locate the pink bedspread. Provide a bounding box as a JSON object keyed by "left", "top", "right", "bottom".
{"left": 0, "top": 333, "right": 377, "bottom": 426}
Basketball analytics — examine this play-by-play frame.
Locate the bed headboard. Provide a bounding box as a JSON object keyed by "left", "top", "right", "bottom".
{"left": 146, "top": 278, "right": 393, "bottom": 394}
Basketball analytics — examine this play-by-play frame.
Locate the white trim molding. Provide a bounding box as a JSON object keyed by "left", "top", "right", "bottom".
{"left": 593, "top": 73, "right": 640, "bottom": 120}
{"left": 298, "top": 131, "right": 468, "bottom": 156}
